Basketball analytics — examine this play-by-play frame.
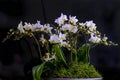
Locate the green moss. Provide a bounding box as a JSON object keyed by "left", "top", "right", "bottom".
{"left": 51, "top": 62, "right": 102, "bottom": 78}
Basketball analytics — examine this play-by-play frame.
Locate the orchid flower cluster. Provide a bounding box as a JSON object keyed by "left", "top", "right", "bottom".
{"left": 3, "top": 13, "right": 117, "bottom": 80}
{"left": 14, "top": 14, "right": 113, "bottom": 61}
{"left": 3, "top": 13, "right": 116, "bottom": 62}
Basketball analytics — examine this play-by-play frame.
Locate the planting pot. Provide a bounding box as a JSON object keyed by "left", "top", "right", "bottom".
{"left": 43, "top": 78, "right": 102, "bottom": 80}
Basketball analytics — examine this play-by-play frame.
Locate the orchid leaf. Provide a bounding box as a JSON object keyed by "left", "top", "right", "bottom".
{"left": 32, "top": 62, "right": 46, "bottom": 80}
{"left": 77, "top": 43, "right": 90, "bottom": 63}
{"left": 52, "top": 44, "right": 67, "bottom": 66}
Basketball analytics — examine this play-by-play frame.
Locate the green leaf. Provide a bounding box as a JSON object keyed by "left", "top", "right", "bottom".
{"left": 52, "top": 44, "right": 67, "bottom": 66}
{"left": 77, "top": 43, "right": 90, "bottom": 63}
{"left": 32, "top": 62, "right": 46, "bottom": 80}
{"left": 32, "top": 66, "right": 38, "bottom": 80}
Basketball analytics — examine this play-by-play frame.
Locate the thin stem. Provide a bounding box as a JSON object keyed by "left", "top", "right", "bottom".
{"left": 31, "top": 33, "right": 42, "bottom": 58}
{"left": 86, "top": 44, "right": 90, "bottom": 64}
{"left": 75, "top": 53, "right": 78, "bottom": 63}
{"left": 75, "top": 36, "right": 78, "bottom": 63}
{"left": 84, "top": 33, "right": 90, "bottom": 64}
{"left": 46, "top": 41, "right": 50, "bottom": 53}
{"left": 71, "top": 51, "right": 73, "bottom": 63}
{"left": 2, "top": 32, "right": 15, "bottom": 43}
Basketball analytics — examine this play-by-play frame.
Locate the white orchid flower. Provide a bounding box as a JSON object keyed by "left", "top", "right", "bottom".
{"left": 43, "top": 24, "right": 53, "bottom": 33}
{"left": 55, "top": 13, "right": 68, "bottom": 26}
{"left": 85, "top": 20, "right": 97, "bottom": 32}
{"left": 71, "top": 26, "right": 78, "bottom": 33}
{"left": 60, "top": 41, "right": 68, "bottom": 47}
{"left": 59, "top": 32, "right": 66, "bottom": 41}
{"left": 89, "top": 33, "right": 101, "bottom": 43}
{"left": 69, "top": 16, "right": 78, "bottom": 25}
{"left": 17, "top": 22, "right": 25, "bottom": 33}
{"left": 102, "top": 36, "right": 108, "bottom": 42}
{"left": 40, "top": 34, "right": 46, "bottom": 44}
{"left": 44, "top": 53, "right": 51, "bottom": 61}
{"left": 44, "top": 53, "right": 56, "bottom": 62}
{"left": 61, "top": 24, "right": 74, "bottom": 32}
{"left": 23, "top": 22, "right": 35, "bottom": 31}
{"left": 61, "top": 24, "right": 78, "bottom": 33}
{"left": 61, "top": 24, "right": 70, "bottom": 31}
{"left": 49, "top": 34, "right": 60, "bottom": 44}
{"left": 51, "top": 53, "right": 56, "bottom": 60}
{"left": 32, "top": 21, "right": 44, "bottom": 31}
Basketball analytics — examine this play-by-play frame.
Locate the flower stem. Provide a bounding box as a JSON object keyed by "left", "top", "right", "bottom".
{"left": 75, "top": 36, "right": 78, "bottom": 63}
{"left": 31, "top": 33, "right": 42, "bottom": 58}
{"left": 2, "top": 32, "right": 15, "bottom": 43}
{"left": 86, "top": 44, "right": 90, "bottom": 64}
{"left": 71, "top": 51, "right": 73, "bottom": 63}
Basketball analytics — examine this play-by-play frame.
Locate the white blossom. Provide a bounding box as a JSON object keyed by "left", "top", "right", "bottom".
{"left": 40, "top": 34, "right": 46, "bottom": 44}
{"left": 79, "top": 23, "right": 85, "bottom": 26}
{"left": 71, "top": 26, "right": 78, "bottom": 33}
{"left": 60, "top": 41, "right": 68, "bottom": 47}
{"left": 32, "top": 21, "right": 44, "bottom": 31}
{"left": 59, "top": 32, "right": 66, "bottom": 41}
{"left": 51, "top": 53, "right": 56, "bottom": 60}
{"left": 49, "top": 34, "right": 60, "bottom": 43}
{"left": 24, "top": 22, "right": 35, "bottom": 31}
{"left": 44, "top": 57, "right": 51, "bottom": 62}
{"left": 61, "top": 24, "right": 70, "bottom": 31}
{"left": 43, "top": 24, "right": 53, "bottom": 33}
{"left": 89, "top": 33, "right": 101, "bottom": 43}
{"left": 69, "top": 16, "right": 78, "bottom": 25}
{"left": 44, "top": 53, "right": 55, "bottom": 62}
{"left": 17, "top": 22, "right": 25, "bottom": 33}
{"left": 85, "top": 20, "right": 97, "bottom": 32}
{"left": 102, "top": 36, "right": 108, "bottom": 42}
{"left": 55, "top": 13, "right": 68, "bottom": 26}
{"left": 61, "top": 24, "right": 78, "bottom": 33}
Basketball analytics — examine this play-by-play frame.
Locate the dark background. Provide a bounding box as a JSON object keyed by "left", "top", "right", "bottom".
{"left": 0, "top": 0, "right": 120, "bottom": 80}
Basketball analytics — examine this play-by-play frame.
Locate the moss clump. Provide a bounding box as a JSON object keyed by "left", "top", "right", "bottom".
{"left": 51, "top": 62, "right": 102, "bottom": 78}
